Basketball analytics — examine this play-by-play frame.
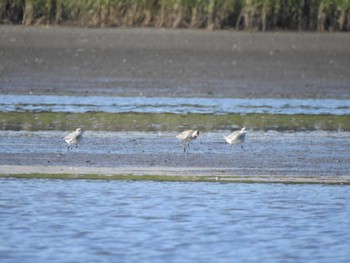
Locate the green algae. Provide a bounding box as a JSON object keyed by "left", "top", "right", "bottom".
{"left": 0, "top": 173, "right": 208, "bottom": 182}
{"left": 1, "top": 173, "right": 349, "bottom": 185}
{"left": 0, "top": 112, "right": 349, "bottom": 132}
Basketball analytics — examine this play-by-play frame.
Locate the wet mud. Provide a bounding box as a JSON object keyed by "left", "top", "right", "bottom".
{"left": 0, "top": 131, "right": 349, "bottom": 178}
{"left": 1, "top": 26, "right": 350, "bottom": 99}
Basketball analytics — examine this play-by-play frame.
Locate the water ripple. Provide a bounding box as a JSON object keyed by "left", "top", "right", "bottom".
{"left": 0, "top": 179, "right": 349, "bottom": 263}
{"left": 1, "top": 95, "right": 349, "bottom": 115}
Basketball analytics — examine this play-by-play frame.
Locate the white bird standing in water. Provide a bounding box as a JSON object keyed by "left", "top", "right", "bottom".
{"left": 64, "top": 128, "right": 84, "bottom": 152}
{"left": 224, "top": 127, "right": 247, "bottom": 151}
{"left": 176, "top": 130, "right": 200, "bottom": 153}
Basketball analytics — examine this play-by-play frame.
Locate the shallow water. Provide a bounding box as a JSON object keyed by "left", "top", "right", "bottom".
{"left": 1, "top": 95, "right": 350, "bottom": 115}
{"left": 0, "top": 179, "right": 349, "bottom": 263}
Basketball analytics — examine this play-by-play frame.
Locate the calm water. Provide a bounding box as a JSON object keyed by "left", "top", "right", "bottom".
{"left": 0, "top": 179, "right": 349, "bottom": 263}
{"left": 1, "top": 95, "right": 350, "bottom": 115}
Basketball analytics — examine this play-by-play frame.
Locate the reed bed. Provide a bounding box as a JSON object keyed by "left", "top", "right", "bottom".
{"left": 1, "top": 0, "right": 350, "bottom": 31}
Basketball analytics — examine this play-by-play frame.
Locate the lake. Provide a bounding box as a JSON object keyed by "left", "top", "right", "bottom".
{"left": 0, "top": 178, "right": 349, "bottom": 263}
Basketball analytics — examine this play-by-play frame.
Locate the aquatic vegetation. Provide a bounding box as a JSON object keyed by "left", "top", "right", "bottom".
{"left": 0, "top": 112, "right": 348, "bottom": 132}
{"left": 0, "top": 173, "right": 206, "bottom": 181}
{"left": 1, "top": 0, "right": 350, "bottom": 31}
{"left": 1, "top": 173, "right": 349, "bottom": 184}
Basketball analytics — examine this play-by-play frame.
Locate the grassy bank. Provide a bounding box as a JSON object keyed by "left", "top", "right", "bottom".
{"left": 0, "top": 112, "right": 349, "bottom": 132}
{"left": 1, "top": 0, "right": 349, "bottom": 31}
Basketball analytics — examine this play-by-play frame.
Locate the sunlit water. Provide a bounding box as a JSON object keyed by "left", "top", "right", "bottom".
{"left": 0, "top": 179, "right": 349, "bottom": 263}
{"left": 1, "top": 95, "right": 350, "bottom": 115}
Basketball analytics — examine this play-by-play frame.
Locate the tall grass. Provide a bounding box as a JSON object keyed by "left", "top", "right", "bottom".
{"left": 1, "top": 0, "right": 350, "bottom": 31}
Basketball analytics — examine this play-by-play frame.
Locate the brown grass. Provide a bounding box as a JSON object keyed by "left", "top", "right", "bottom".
{"left": 1, "top": 0, "right": 349, "bottom": 31}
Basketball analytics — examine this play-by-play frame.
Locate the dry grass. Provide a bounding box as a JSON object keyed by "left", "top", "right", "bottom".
{"left": 1, "top": 0, "right": 350, "bottom": 31}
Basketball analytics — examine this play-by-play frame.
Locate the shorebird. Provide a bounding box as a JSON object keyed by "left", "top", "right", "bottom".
{"left": 64, "top": 128, "right": 84, "bottom": 152}
{"left": 224, "top": 127, "right": 247, "bottom": 151}
{"left": 176, "top": 130, "right": 200, "bottom": 153}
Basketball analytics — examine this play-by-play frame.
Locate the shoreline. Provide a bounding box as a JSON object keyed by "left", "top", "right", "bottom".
{"left": 1, "top": 165, "right": 349, "bottom": 185}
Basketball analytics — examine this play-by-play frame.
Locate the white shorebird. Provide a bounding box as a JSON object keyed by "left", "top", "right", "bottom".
{"left": 64, "top": 128, "right": 84, "bottom": 152}
{"left": 176, "top": 130, "right": 200, "bottom": 153}
{"left": 224, "top": 127, "right": 247, "bottom": 151}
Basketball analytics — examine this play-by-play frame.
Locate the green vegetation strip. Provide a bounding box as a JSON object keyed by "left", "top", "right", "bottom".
{"left": 2, "top": 0, "right": 350, "bottom": 31}
{"left": 0, "top": 173, "right": 207, "bottom": 182}
{"left": 0, "top": 112, "right": 349, "bottom": 132}
{"left": 1, "top": 173, "right": 349, "bottom": 185}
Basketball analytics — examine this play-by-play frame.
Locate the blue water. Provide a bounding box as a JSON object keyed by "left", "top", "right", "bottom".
{"left": 1, "top": 95, "right": 349, "bottom": 115}
{"left": 1, "top": 179, "right": 349, "bottom": 263}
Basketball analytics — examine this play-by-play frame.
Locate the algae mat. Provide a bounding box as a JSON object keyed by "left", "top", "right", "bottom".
{"left": 1, "top": 112, "right": 349, "bottom": 132}
{"left": 0, "top": 165, "right": 349, "bottom": 185}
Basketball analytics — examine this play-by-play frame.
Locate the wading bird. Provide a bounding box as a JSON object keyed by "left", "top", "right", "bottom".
{"left": 64, "top": 128, "right": 84, "bottom": 152}
{"left": 176, "top": 130, "right": 200, "bottom": 153}
{"left": 224, "top": 127, "right": 247, "bottom": 151}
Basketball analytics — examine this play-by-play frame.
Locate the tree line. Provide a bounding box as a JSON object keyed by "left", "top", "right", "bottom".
{"left": 1, "top": 0, "right": 349, "bottom": 31}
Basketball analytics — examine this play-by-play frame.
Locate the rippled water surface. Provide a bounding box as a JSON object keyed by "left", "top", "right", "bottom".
{"left": 1, "top": 179, "right": 349, "bottom": 263}
{"left": 1, "top": 95, "right": 350, "bottom": 115}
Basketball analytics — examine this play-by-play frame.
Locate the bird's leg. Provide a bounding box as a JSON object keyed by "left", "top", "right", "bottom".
{"left": 67, "top": 145, "right": 70, "bottom": 152}
{"left": 180, "top": 143, "right": 186, "bottom": 153}
{"left": 241, "top": 145, "right": 245, "bottom": 152}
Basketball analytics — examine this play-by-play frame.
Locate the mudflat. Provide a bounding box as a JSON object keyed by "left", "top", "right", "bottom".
{"left": 1, "top": 26, "right": 350, "bottom": 182}
{"left": 0, "top": 131, "right": 349, "bottom": 184}
{"left": 0, "top": 26, "right": 350, "bottom": 98}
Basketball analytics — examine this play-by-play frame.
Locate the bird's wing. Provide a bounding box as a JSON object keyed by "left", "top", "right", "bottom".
{"left": 227, "top": 131, "right": 240, "bottom": 139}
{"left": 176, "top": 130, "right": 192, "bottom": 139}
{"left": 64, "top": 132, "right": 75, "bottom": 141}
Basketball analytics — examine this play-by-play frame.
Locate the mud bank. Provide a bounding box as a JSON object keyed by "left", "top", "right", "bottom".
{"left": 1, "top": 26, "right": 350, "bottom": 98}
{"left": 0, "top": 131, "right": 349, "bottom": 180}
